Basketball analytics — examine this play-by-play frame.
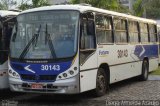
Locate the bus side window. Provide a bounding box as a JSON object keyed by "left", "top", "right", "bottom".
{"left": 0, "top": 21, "right": 3, "bottom": 64}
{"left": 80, "top": 13, "right": 96, "bottom": 50}
{"left": 80, "top": 12, "right": 96, "bottom": 65}
{"left": 0, "top": 22, "right": 9, "bottom": 64}
{"left": 96, "top": 15, "right": 112, "bottom": 44}
{"left": 149, "top": 24, "right": 157, "bottom": 43}
{"left": 128, "top": 21, "right": 139, "bottom": 43}
{"left": 139, "top": 23, "right": 148, "bottom": 43}
{"left": 0, "top": 21, "right": 2, "bottom": 50}
{"left": 114, "top": 18, "right": 127, "bottom": 43}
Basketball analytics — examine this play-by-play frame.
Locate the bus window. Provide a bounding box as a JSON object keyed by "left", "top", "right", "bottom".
{"left": 96, "top": 14, "right": 112, "bottom": 44}
{"left": 128, "top": 21, "right": 139, "bottom": 43}
{"left": 0, "top": 18, "right": 16, "bottom": 64}
{"left": 139, "top": 23, "right": 148, "bottom": 43}
{"left": 114, "top": 18, "right": 127, "bottom": 43}
{"left": 4, "top": 22, "right": 13, "bottom": 49}
{"left": 80, "top": 13, "right": 96, "bottom": 50}
{"left": 0, "top": 21, "right": 2, "bottom": 50}
{"left": 0, "top": 21, "right": 3, "bottom": 64}
{"left": 149, "top": 24, "right": 157, "bottom": 43}
{"left": 80, "top": 12, "right": 96, "bottom": 64}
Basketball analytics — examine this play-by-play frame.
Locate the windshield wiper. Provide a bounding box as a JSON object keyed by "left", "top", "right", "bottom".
{"left": 19, "top": 25, "right": 41, "bottom": 59}
{"left": 45, "top": 24, "right": 57, "bottom": 58}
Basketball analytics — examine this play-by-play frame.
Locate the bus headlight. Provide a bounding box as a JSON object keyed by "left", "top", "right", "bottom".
{"left": 63, "top": 73, "right": 68, "bottom": 77}
{"left": 8, "top": 69, "right": 20, "bottom": 79}
{"left": 56, "top": 69, "right": 78, "bottom": 80}
{"left": 69, "top": 70, "right": 74, "bottom": 75}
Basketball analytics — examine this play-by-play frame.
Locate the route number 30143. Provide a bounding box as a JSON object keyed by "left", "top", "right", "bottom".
{"left": 41, "top": 65, "right": 60, "bottom": 71}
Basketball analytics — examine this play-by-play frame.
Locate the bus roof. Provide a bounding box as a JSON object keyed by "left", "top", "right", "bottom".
{"left": 157, "top": 24, "right": 160, "bottom": 27}
{"left": 21, "top": 4, "right": 156, "bottom": 24}
{"left": 0, "top": 10, "right": 19, "bottom": 17}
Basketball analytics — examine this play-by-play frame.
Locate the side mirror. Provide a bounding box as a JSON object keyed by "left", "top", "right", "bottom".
{"left": 87, "top": 20, "right": 95, "bottom": 36}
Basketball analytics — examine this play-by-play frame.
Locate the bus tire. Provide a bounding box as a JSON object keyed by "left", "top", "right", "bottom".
{"left": 140, "top": 60, "right": 149, "bottom": 81}
{"left": 94, "top": 68, "right": 107, "bottom": 97}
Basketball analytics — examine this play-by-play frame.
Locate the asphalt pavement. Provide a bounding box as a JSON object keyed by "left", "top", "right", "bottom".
{"left": 0, "top": 75, "right": 160, "bottom": 106}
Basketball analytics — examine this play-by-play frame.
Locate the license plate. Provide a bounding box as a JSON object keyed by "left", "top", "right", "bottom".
{"left": 31, "top": 84, "right": 43, "bottom": 89}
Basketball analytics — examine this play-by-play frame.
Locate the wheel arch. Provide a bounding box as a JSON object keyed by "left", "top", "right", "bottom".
{"left": 140, "top": 57, "right": 149, "bottom": 81}
{"left": 99, "top": 63, "right": 110, "bottom": 84}
{"left": 143, "top": 57, "right": 149, "bottom": 67}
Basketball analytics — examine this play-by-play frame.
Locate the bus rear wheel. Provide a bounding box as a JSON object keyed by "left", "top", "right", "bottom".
{"left": 94, "top": 68, "right": 108, "bottom": 97}
{"left": 140, "top": 60, "right": 149, "bottom": 81}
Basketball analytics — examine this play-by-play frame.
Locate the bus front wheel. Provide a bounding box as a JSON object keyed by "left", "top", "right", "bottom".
{"left": 140, "top": 60, "right": 149, "bottom": 81}
{"left": 94, "top": 68, "right": 108, "bottom": 97}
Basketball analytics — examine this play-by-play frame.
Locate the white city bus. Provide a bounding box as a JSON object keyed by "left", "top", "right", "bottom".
{"left": 0, "top": 10, "right": 19, "bottom": 89}
{"left": 9, "top": 5, "right": 158, "bottom": 96}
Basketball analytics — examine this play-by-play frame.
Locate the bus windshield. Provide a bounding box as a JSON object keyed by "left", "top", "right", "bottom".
{"left": 10, "top": 11, "right": 79, "bottom": 59}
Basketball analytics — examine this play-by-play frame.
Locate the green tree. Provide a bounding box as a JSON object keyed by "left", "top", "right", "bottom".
{"left": 133, "top": 0, "right": 143, "bottom": 16}
{"left": 32, "top": 0, "right": 48, "bottom": 8}
{"left": 0, "top": 3, "right": 8, "bottom": 10}
{"left": 0, "top": 0, "right": 17, "bottom": 10}
{"left": 145, "top": 0, "right": 160, "bottom": 18}
{"left": 19, "top": 0, "right": 49, "bottom": 10}
{"left": 19, "top": 3, "right": 31, "bottom": 10}
{"left": 17, "top": 0, "right": 30, "bottom": 10}
{"left": 133, "top": 0, "right": 160, "bottom": 18}
{"left": 71, "top": 0, "right": 131, "bottom": 13}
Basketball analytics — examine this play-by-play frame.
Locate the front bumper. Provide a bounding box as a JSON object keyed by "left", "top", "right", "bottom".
{"left": 9, "top": 74, "right": 80, "bottom": 94}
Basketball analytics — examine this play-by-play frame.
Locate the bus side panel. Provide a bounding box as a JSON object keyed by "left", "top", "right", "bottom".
{"left": 97, "top": 44, "right": 142, "bottom": 84}
{"left": 109, "top": 61, "right": 142, "bottom": 83}
{"left": 149, "top": 58, "right": 159, "bottom": 72}
{"left": 0, "top": 61, "right": 9, "bottom": 89}
{"left": 80, "top": 52, "right": 98, "bottom": 93}
{"left": 97, "top": 44, "right": 158, "bottom": 84}
{"left": 80, "top": 69, "right": 97, "bottom": 92}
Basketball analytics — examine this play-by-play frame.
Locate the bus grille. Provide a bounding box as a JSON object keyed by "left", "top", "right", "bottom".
{"left": 20, "top": 74, "right": 57, "bottom": 81}
{"left": 39, "top": 75, "right": 56, "bottom": 80}
{"left": 21, "top": 74, "right": 36, "bottom": 80}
